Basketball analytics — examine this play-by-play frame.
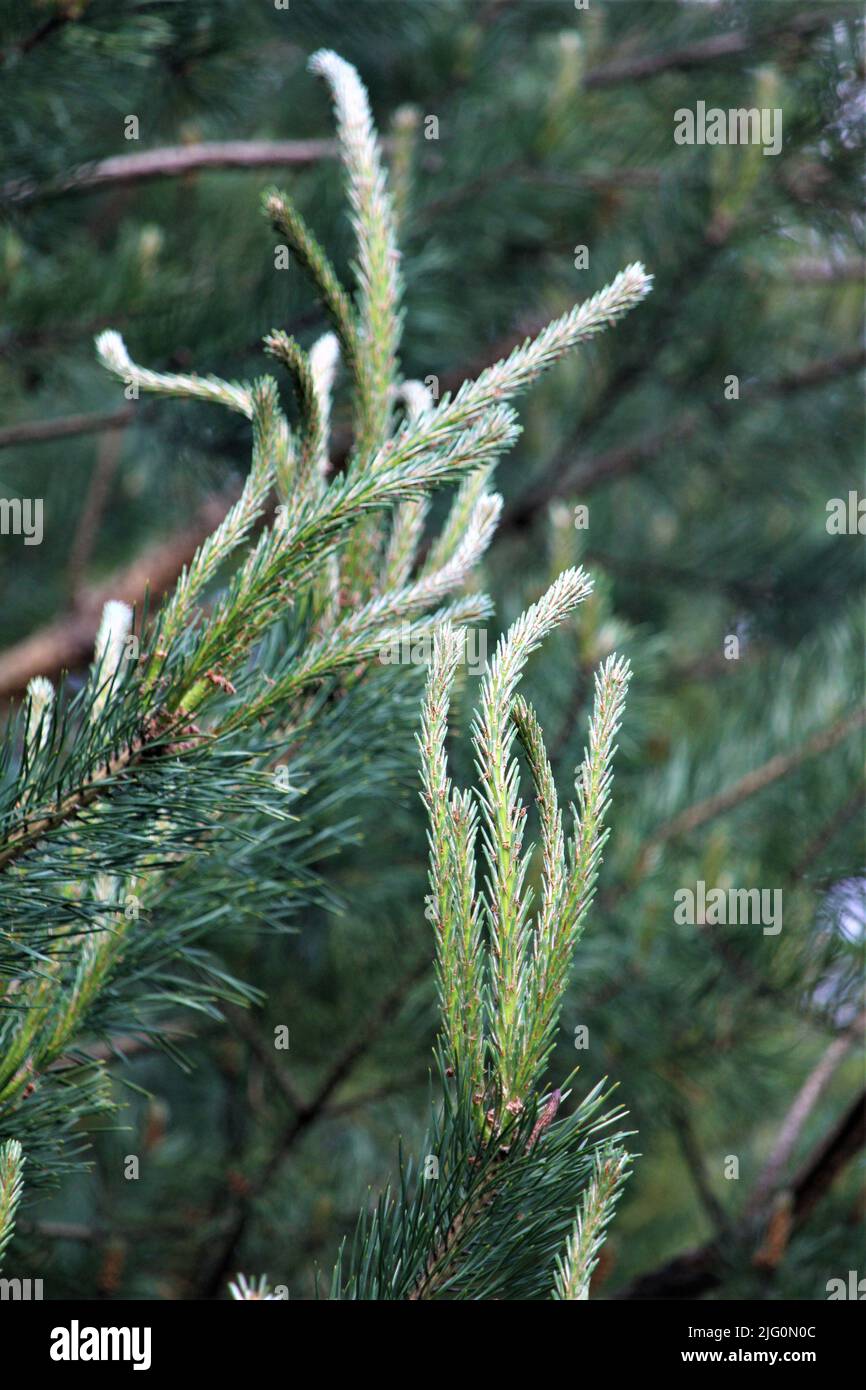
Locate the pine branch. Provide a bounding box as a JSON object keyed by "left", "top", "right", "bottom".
{"left": 309, "top": 49, "right": 402, "bottom": 467}
{"left": 0, "top": 50, "right": 652, "bottom": 1275}
{"left": 329, "top": 576, "right": 633, "bottom": 1300}
{"left": 472, "top": 568, "right": 594, "bottom": 1106}
{"left": 96, "top": 330, "right": 254, "bottom": 417}
{"left": 262, "top": 189, "right": 359, "bottom": 375}
{"left": 0, "top": 1140, "right": 25, "bottom": 1270}
{"left": 0, "top": 42, "right": 533, "bottom": 1211}
{"left": 553, "top": 1148, "right": 630, "bottom": 1300}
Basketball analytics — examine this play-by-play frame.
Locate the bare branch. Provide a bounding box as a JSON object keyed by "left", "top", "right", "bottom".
{"left": 617, "top": 1088, "right": 866, "bottom": 1300}
{"left": 583, "top": 8, "right": 853, "bottom": 88}
{"left": 0, "top": 487, "right": 240, "bottom": 699}
{"left": 0, "top": 407, "right": 132, "bottom": 451}
{"left": 630, "top": 706, "right": 866, "bottom": 879}
{"left": 746, "top": 1013, "right": 865, "bottom": 1217}
{"left": 3, "top": 139, "right": 358, "bottom": 206}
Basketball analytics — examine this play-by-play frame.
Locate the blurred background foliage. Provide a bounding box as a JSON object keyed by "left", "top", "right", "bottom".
{"left": 0, "top": 0, "right": 863, "bottom": 1299}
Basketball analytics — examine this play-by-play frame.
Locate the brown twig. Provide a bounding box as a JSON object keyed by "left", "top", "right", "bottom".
{"left": 0, "top": 407, "right": 133, "bottom": 451}
{"left": 789, "top": 1089, "right": 866, "bottom": 1225}
{"left": 582, "top": 8, "right": 852, "bottom": 88}
{"left": 616, "top": 1087, "right": 866, "bottom": 1299}
{"left": 502, "top": 420, "right": 692, "bottom": 533}
{"left": 786, "top": 258, "right": 866, "bottom": 284}
{"left": 51, "top": 1019, "right": 195, "bottom": 1069}
{"left": 67, "top": 428, "right": 126, "bottom": 601}
{"left": 226, "top": 1004, "right": 305, "bottom": 1114}
{"left": 3, "top": 8, "right": 76, "bottom": 59}
{"left": 0, "top": 486, "right": 239, "bottom": 699}
{"left": 629, "top": 705, "right": 866, "bottom": 881}
{"left": 2, "top": 139, "right": 355, "bottom": 206}
{"left": 746, "top": 1012, "right": 865, "bottom": 1218}
{"left": 765, "top": 348, "right": 866, "bottom": 396}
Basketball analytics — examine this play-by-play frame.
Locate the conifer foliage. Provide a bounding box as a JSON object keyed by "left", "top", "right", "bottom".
{"left": 0, "top": 48, "right": 649, "bottom": 1296}
{"left": 329, "top": 578, "right": 631, "bottom": 1300}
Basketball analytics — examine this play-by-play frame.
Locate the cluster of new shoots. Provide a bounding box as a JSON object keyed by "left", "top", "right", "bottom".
{"left": 0, "top": 48, "right": 650, "bottom": 1291}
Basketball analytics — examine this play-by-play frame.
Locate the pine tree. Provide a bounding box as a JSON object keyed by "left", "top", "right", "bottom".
{"left": 1, "top": 0, "right": 862, "bottom": 1303}
{"left": 0, "top": 46, "right": 649, "bottom": 1298}
{"left": 227, "top": 574, "right": 634, "bottom": 1301}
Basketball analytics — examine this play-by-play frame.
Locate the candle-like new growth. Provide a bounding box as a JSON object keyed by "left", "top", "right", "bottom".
{"left": 419, "top": 626, "right": 485, "bottom": 1093}
{"left": 95, "top": 329, "right": 253, "bottom": 417}
{"left": 419, "top": 574, "right": 631, "bottom": 1127}
{"left": 512, "top": 654, "right": 632, "bottom": 1096}
{"left": 90, "top": 600, "right": 133, "bottom": 720}
{"left": 0, "top": 1139, "right": 24, "bottom": 1269}
{"left": 262, "top": 188, "right": 360, "bottom": 373}
{"left": 382, "top": 381, "right": 437, "bottom": 588}
{"left": 24, "top": 675, "right": 54, "bottom": 757}
{"left": 263, "top": 331, "right": 322, "bottom": 498}
{"left": 308, "top": 332, "right": 340, "bottom": 480}
{"left": 553, "top": 1148, "right": 631, "bottom": 1300}
{"left": 309, "top": 48, "right": 402, "bottom": 467}
{"left": 473, "top": 568, "right": 594, "bottom": 1107}
{"left": 333, "top": 581, "right": 634, "bottom": 1299}
{"left": 564, "top": 654, "right": 632, "bottom": 938}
